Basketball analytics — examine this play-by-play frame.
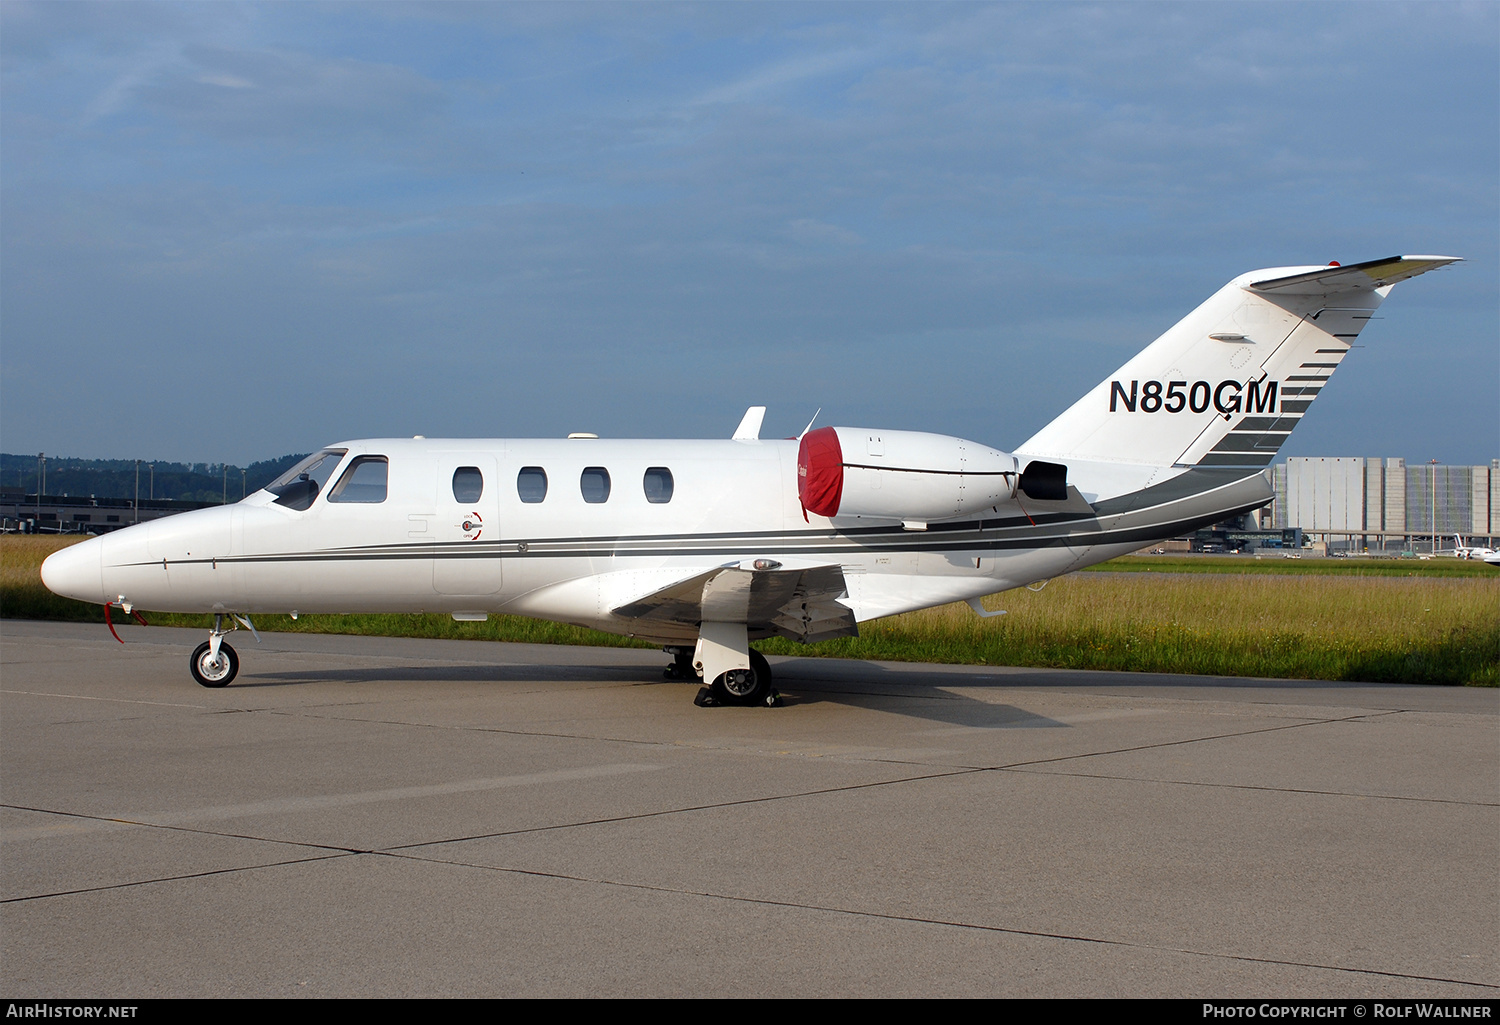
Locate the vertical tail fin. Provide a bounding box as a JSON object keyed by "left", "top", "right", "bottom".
{"left": 1017, "top": 256, "right": 1460, "bottom": 470}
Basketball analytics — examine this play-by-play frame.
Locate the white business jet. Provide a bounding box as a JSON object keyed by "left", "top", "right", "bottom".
{"left": 42, "top": 255, "right": 1459, "bottom": 704}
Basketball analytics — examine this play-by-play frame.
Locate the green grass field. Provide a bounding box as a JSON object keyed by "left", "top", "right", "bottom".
{"left": 4, "top": 535, "right": 1496, "bottom": 685}
{"left": 1082, "top": 553, "right": 1497, "bottom": 578}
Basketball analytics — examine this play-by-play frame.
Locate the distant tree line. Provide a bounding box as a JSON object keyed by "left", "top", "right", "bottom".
{"left": 0, "top": 453, "right": 308, "bottom": 504}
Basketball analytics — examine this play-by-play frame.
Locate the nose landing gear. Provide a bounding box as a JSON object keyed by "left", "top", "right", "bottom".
{"left": 190, "top": 638, "right": 238, "bottom": 687}
{"left": 189, "top": 612, "right": 253, "bottom": 688}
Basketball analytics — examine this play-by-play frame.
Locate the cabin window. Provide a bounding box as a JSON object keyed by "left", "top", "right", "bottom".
{"left": 452, "top": 467, "right": 484, "bottom": 503}
{"left": 268, "top": 449, "right": 347, "bottom": 511}
{"left": 517, "top": 467, "right": 548, "bottom": 503}
{"left": 327, "top": 456, "right": 389, "bottom": 504}
{"left": 643, "top": 467, "right": 674, "bottom": 504}
{"left": 580, "top": 467, "right": 611, "bottom": 504}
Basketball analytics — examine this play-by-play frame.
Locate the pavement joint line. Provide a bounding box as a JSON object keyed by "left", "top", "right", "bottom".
{"left": 255, "top": 707, "right": 984, "bottom": 762}
{"left": 250, "top": 704, "right": 1379, "bottom": 765}
{"left": 0, "top": 802, "right": 370, "bottom": 854}
{"left": 261, "top": 707, "right": 707, "bottom": 747}
{"left": 70, "top": 702, "right": 1428, "bottom": 798}
{"left": 0, "top": 688, "right": 211, "bottom": 709}
{"left": 776, "top": 680, "right": 1471, "bottom": 714}
{"left": 4, "top": 711, "right": 1447, "bottom": 860}
{"left": 977, "top": 709, "right": 1404, "bottom": 772}
{"left": 367, "top": 714, "right": 1457, "bottom": 853}
{"left": 384, "top": 713, "right": 1465, "bottom": 849}
{"left": 374, "top": 850, "right": 1500, "bottom": 992}
{"left": 0, "top": 851, "right": 356, "bottom": 904}
{"left": 2, "top": 765, "right": 667, "bottom": 843}
{"left": 262, "top": 708, "right": 1017, "bottom": 770}
{"left": 8, "top": 700, "right": 1487, "bottom": 896}
{"left": 1003, "top": 767, "right": 1500, "bottom": 807}
{"left": 7, "top": 805, "right": 1492, "bottom": 992}
{"left": 380, "top": 767, "right": 989, "bottom": 852}
{"left": 260, "top": 706, "right": 1405, "bottom": 779}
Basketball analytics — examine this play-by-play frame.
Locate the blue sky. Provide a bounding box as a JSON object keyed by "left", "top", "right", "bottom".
{"left": 2, "top": 2, "right": 1495, "bottom": 465}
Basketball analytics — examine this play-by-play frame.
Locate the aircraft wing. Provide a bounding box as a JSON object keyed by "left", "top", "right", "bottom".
{"left": 612, "top": 564, "right": 857, "bottom": 643}
{"left": 1249, "top": 255, "right": 1460, "bottom": 295}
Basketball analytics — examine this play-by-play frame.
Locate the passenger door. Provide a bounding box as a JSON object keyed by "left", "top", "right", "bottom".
{"left": 433, "top": 454, "right": 502, "bottom": 596}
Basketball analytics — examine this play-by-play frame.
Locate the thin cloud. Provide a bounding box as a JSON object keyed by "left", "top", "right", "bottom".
{"left": 691, "top": 46, "right": 880, "bottom": 107}
{"left": 197, "top": 73, "right": 254, "bottom": 89}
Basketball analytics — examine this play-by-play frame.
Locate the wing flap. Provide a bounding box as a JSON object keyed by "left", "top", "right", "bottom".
{"left": 612, "top": 563, "right": 857, "bottom": 643}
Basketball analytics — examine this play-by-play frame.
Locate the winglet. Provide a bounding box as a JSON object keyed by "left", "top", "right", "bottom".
{"left": 732, "top": 406, "right": 766, "bottom": 441}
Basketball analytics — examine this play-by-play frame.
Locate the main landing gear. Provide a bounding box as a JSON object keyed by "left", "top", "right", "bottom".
{"left": 662, "top": 647, "right": 696, "bottom": 681}
{"left": 189, "top": 612, "right": 256, "bottom": 688}
{"left": 666, "top": 632, "right": 781, "bottom": 708}
{"left": 698, "top": 649, "right": 777, "bottom": 707}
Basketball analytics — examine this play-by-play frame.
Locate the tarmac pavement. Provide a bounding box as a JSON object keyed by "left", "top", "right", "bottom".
{"left": 1, "top": 619, "right": 1495, "bottom": 997}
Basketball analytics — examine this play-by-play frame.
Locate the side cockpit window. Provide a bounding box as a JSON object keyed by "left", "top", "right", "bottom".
{"left": 327, "top": 456, "right": 389, "bottom": 503}
{"left": 268, "top": 449, "right": 347, "bottom": 511}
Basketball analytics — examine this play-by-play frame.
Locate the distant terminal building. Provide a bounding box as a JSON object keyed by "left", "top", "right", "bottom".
{"left": 0, "top": 487, "right": 216, "bottom": 534}
{"left": 1259, "top": 458, "right": 1498, "bottom": 552}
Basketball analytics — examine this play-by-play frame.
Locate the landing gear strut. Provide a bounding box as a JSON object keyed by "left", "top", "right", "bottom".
{"left": 189, "top": 613, "right": 240, "bottom": 688}
{"left": 662, "top": 646, "right": 696, "bottom": 681}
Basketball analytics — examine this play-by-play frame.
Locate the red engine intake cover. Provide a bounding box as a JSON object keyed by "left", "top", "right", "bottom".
{"left": 797, "top": 426, "right": 844, "bottom": 518}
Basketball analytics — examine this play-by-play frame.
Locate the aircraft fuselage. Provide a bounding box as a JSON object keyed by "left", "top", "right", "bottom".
{"left": 47, "top": 435, "right": 1261, "bottom": 643}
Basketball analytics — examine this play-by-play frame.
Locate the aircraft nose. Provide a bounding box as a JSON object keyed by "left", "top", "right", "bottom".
{"left": 40, "top": 537, "right": 104, "bottom": 605}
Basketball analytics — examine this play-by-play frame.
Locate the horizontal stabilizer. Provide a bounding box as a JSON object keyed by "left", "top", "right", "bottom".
{"left": 1250, "top": 256, "right": 1460, "bottom": 295}
{"left": 612, "top": 563, "right": 857, "bottom": 643}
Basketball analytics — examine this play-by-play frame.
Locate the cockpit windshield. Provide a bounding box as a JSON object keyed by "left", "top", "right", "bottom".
{"left": 267, "top": 449, "right": 347, "bottom": 511}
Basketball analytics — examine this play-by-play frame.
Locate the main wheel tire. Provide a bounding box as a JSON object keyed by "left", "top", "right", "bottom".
{"left": 190, "top": 640, "right": 238, "bottom": 688}
{"left": 709, "top": 649, "right": 772, "bottom": 705}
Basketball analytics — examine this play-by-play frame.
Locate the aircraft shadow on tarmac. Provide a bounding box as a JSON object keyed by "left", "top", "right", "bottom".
{"left": 226, "top": 644, "right": 1368, "bottom": 728}
{"left": 238, "top": 655, "right": 1066, "bottom": 729}
{"left": 769, "top": 657, "right": 1069, "bottom": 728}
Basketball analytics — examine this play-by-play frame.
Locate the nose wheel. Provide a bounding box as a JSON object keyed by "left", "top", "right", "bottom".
{"left": 190, "top": 639, "right": 238, "bottom": 687}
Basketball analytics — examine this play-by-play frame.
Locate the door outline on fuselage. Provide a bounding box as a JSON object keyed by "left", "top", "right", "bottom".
{"left": 433, "top": 453, "right": 502, "bottom": 596}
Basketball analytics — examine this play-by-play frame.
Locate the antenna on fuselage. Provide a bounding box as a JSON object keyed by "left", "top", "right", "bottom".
{"left": 797, "top": 408, "right": 821, "bottom": 441}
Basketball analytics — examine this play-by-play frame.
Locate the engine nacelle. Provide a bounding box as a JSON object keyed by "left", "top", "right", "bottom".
{"left": 797, "top": 426, "right": 1019, "bottom": 522}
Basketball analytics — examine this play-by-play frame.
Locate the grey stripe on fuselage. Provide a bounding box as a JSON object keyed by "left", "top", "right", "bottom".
{"left": 1090, "top": 467, "right": 1264, "bottom": 515}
